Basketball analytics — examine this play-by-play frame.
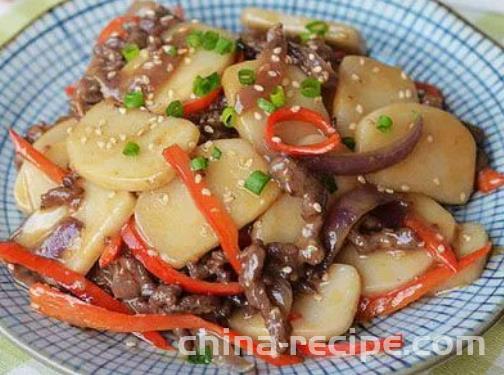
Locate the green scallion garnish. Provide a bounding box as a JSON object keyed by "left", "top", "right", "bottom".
{"left": 193, "top": 72, "right": 220, "bottom": 97}
{"left": 122, "top": 141, "right": 140, "bottom": 157}
{"left": 187, "top": 346, "right": 213, "bottom": 365}
{"left": 257, "top": 98, "right": 276, "bottom": 114}
{"left": 211, "top": 146, "right": 222, "bottom": 160}
{"left": 202, "top": 30, "right": 220, "bottom": 50}
{"left": 305, "top": 20, "right": 329, "bottom": 36}
{"left": 123, "top": 91, "right": 145, "bottom": 109}
{"left": 186, "top": 30, "right": 203, "bottom": 48}
{"left": 191, "top": 156, "right": 209, "bottom": 171}
{"left": 121, "top": 43, "right": 140, "bottom": 62}
{"left": 377, "top": 115, "right": 393, "bottom": 133}
{"left": 165, "top": 45, "right": 178, "bottom": 56}
{"left": 270, "top": 86, "right": 286, "bottom": 108}
{"left": 220, "top": 106, "right": 237, "bottom": 127}
{"left": 166, "top": 100, "right": 184, "bottom": 117}
{"left": 215, "top": 37, "right": 235, "bottom": 55}
{"left": 342, "top": 137, "right": 356, "bottom": 151}
{"left": 300, "top": 77, "right": 321, "bottom": 98}
{"left": 244, "top": 170, "right": 271, "bottom": 195}
{"left": 238, "top": 69, "right": 255, "bottom": 86}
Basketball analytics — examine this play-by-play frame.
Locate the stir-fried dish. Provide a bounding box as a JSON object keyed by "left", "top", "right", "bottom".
{"left": 2, "top": 0, "right": 503, "bottom": 369}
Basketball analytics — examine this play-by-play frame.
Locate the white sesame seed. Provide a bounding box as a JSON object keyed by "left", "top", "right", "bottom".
{"left": 268, "top": 70, "right": 278, "bottom": 77}
{"left": 195, "top": 174, "right": 202, "bottom": 184}
{"left": 136, "top": 128, "right": 146, "bottom": 137}
{"left": 160, "top": 193, "right": 169, "bottom": 204}
{"left": 349, "top": 122, "right": 357, "bottom": 130}
{"left": 463, "top": 234, "right": 472, "bottom": 242}
{"left": 201, "top": 188, "right": 211, "bottom": 196}
{"left": 95, "top": 128, "right": 103, "bottom": 136}
{"left": 313, "top": 66, "right": 322, "bottom": 73}
{"left": 66, "top": 127, "right": 73, "bottom": 134}
{"left": 359, "top": 57, "right": 365, "bottom": 66}
{"left": 355, "top": 104, "right": 364, "bottom": 114}
{"left": 460, "top": 192, "right": 467, "bottom": 202}
{"left": 143, "top": 61, "right": 154, "bottom": 70}
{"left": 291, "top": 80, "right": 300, "bottom": 88}
{"left": 184, "top": 57, "right": 192, "bottom": 65}
{"left": 148, "top": 143, "right": 154, "bottom": 151}
{"left": 433, "top": 177, "right": 441, "bottom": 186}
{"left": 272, "top": 136, "right": 282, "bottom": 143}
{"left": 254, "top": 111, "right": 263, "bottom": 120}
{"left": 147, "top": 249, "right": 158, "bottom": 257}
{"left": 107, "top": 71, "right": 117, "bottom": 80}
{"left": 405, "top": 89, "right": 412, "bottom": 98}
{"left": 271, "top": 54, "right": 280, "bottom": 62}
{"left": 204, "top": 125, "right": 214, "bottom": 134}
{"left": 437, "top": 244, "right": 445, "bottom": 253}
{"left": 80, "top": 136, "right": 88, "bottom": 144}
{"left": 109, "top": 137, "right": 117, "bottom": 145}
{"left": 385, "top": 188, "right": 394, "bottom": 194}
{"left": 351, "top": 73, "right": 360, "bottom": 81}
{"left": 427, "top": 134, "right": 434, "bottom": 143}
{"left": 357, "top": 175, "right": 366, "bottom": 184}
{"left": 273, "top": 47, "right": 282, "bottom": 54}
{"left": 291, "top": 105, "right": 301, "bottom": 113}
{"left": 313, "top": 202, "right": 322, "bottom": 213}
{"left": 96, "top": 140, "right": 105, "bottom": 149}
{"left": 398, "top": 90, "right": 405, "bottom": 99}
{"left": 118, "top": 107, "right": 127, "bottom": 115}
{"left": 166, "top": 64, "right": 174, "bottom": 72}
{"left": 282, "top": 266, "right": 293, "bottom": 274}
{"left": 237, "top": 179, "right": 245, "bottom": 187}
{"left": 188, "top": 141, "right": 196, "bottom": 148}
{"left": 400, "top": 184, "right": 410, "bottom": 192}
{"left": 377, "top": 185, "right": 385, "bottom": 192}
{"left": 308, "top": 53, "right": 315, "bottom": 61}
{"left": 253, "top": 84, "right": 264, "bottom": 92}
{"left": 372, "top": 66, "right": 380, "bottom": 73}
{"left": 401, "top": 71, "right": 408, "bottom": 80}
{"left": 119, "top": 134, "right": 127, "bottom": 141}
{"left": 107, "top": 191, "right": 116, "bottom": 199}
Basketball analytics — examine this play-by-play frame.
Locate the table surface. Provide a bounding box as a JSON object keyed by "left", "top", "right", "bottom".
{"left": 0, "top": 1, "right": 503, "bottom": 374}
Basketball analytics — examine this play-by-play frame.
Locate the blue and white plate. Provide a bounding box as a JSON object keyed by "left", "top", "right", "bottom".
{"left": 0, "top": 0, "right": 503, "bottom": 374}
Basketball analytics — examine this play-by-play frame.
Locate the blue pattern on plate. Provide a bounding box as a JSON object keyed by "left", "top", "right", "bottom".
{"left": 0, "top": 0, "right": 503, "bottom": 374}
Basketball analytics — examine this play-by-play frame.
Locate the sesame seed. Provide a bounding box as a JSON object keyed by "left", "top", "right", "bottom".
{"left": 291, "top": 105, "right": 301, "bottom": 113}
{"left": 460, "top": 192, "right": 467, "bottom": 202}
{"left": 160, "top": 193, "right": 169, "bottom": 204}
{"left": 401, "top": 71, "right": 408, "bottom": 80}
{"left": 463, "top": 234, "right": 472, "bottom": 242}
{"left": 351, "top": 73, "right": 360, "bottom": 81}
{"left": 272, "top": 136, "right": 282, "bottom": 143}
{"left": 308, "top": 53, "right": 315, "bottom": 60}
{"left": 204, "top": 125, "right": 214, "bottom": 134}
{"left": 201, "top": 188, "right": 211, "bottom": 196}
{"left": 66, "top": 127, "right": 73, "bottom": 134}
{"left": 359, "top": 57, "right": 365, "bottom": 66}
{"left": 184, "top": 57, "right": 192, "bottom": 65}
{"left": 437, "top": 244, "right": 445, "bottom": 253}
{"left": 400, "top": 184, "right": 410, "bottom": 192}
{"left": 398, "top": 90, "right": 405, "bottom": 99}
{"left": 136, "top": 128, "right": 146, "bottom": 137}
{"left": 106, "top": 142, "right": 112, "bottom": 150}
{"left": 188, "top": 141, "right": 196, "bottom": 148}
{"left": 148, "top": 143, "right": 154, "bottom": 151}
{"left": 118, "top": 107, "right": 127, "bottom": 115}
{"left": 254, "top": 111, "right": 263, "bottom": 120}
{"left": 143, "top": 61, "right": 154, "bottom": 70}
{"left": 109, "top": 137, "right": 117, "bottom": 145}
{"left": 97, "top": 141, "right": 105, "bottom": 149}
{"left": 268, "top": 70, "right": 278, "bottom": 77}
{"left": 385, "top": 188, "right": 394, "bottom": 194}
{"left": 271, "top": 54, "right": 280, "bottom": 62}
{"left": 349, "top": 122, "right": 357, "bottom": 130}
{"left": 107, "top": 71, "right": 117, "bottom": 80}
{"left": 355, "top": 104, "right": 364, "bottom": 114}
{"left": 291, "top": 80, "right": 300, "bottom": 88}
{"left": 377, "top": 185, "right": 385, "bottom": 192}
{"left": 282, "top": 266, "right": 293, "bottom": 274}
{"left": 357, "top": 175, "right": 366, "bottom": 184}
{"left": 195, "top": 174, "right": 202, "bottom": 184}
{"left": 80, "top": 136, "right": 87, "bottom": 144}
{"left": 427, "top": 134, "right": 434, "bottom": 143}
{"left": 313, "top": 294, "right": 322, "bottom": 301}
{"left": 313, "top": 66, "right": 322, "bottom": 73}
{"left": 372, "top": 66, "right": 380, "bottom": 73}
{"left": 166, "top": 64, "right": 174, "bottom": 72}
{"left": 237, "top": 179, "right": 245, "bottom": 187}
{"left": 433, "top": 177, "right": 441, "bottom": 186}
{"left": 313, "top": 202, "right": 322, "bottom": 213}
{"left": 107, "top": 191, "right": 116, "bottom": 199}
{"left": 273, "top": 47, "right": 282, "bottom": 54}
{"left": 253, "top": 84, "right": 264, "bottom": 92}
{"left": 119, "top": 134, "right": 127, "bottom": 141}
{"left": 405, "top": 89, "right": 412, "bottom": 98}
{"left": 147, "top": 249, "right": 158, "bottom": 257}
{"left": 167, "top": 89, "right": 174, "bottom": 98}
{"left": 95, "top": 128, "right": 103, "bottom": 136}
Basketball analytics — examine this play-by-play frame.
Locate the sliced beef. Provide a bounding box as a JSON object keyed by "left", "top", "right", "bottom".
{"left": 186, "top": 249, "right": 233, "bottom": 283}
{"left": 35, "top": 217, "right": 83, "bottom": 260}
{"left": 40, "top": 172, "right": 85, "bottom": 211}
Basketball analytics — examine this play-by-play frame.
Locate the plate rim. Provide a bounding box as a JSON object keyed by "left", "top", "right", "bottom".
{"left": 0, "top": 0, "right": 502, "bottom": 374}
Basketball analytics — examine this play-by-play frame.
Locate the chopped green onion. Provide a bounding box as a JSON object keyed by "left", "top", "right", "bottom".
{"left": 122, "top": 142, "right": 140, "bottom": 157}
{"left": 211, "top": 146, "right": 222, "bottom": 160}
{"left": 187, "top": 346, "right": 212, "bottom": 365}
{"left": 299, "top": 31, "right": 314, "bottom": 43}
{"left": 319, "top": 174, "right": 338, "bottom": 194}
{"left": 377, "top": 115, "right": 393, "bottom": 133}
{"left": 123, "top": 91, "right": 145, "bottom": 109}
{"left": 186, "top": 30, "right": 203, "bottom": 48}
{"left": 191, "top": 156, "right": 209, "bottom": 171}
{"left": 257, "top": 98, "right": 276, "bottom": 114}
{"left": 121, "top": 43, "right": 140, "bottom": 62}
{"left": 270, "top": 86, "right": 286, "bottom": 108}
{"left": 342, "top": 137, "right": 356, "bottom": 151}
{"left": 166, "top": 100, "right": 184, "bottom": 117}
{"left": 220, "top": 106, "right": 237, "bottom": 127}
{"left": 215, "top": 37, "right": 235, "bottom": 55}
{"left": 244, "top": 170, "right": 271, "bottom": 195}
{"left": 164, "top": 45, "right": 178, "bottom": 56}
{"left": 305, "top": 20, "right": 329, "bottom": 36}
{"left": 300, "top": 78, "right": 321, "bottom": 98}
{"left": 202, "top": 31, "right": 220, "bottom": 50}
{"left": 193, "top": 72, "right": 220, "bottom": 97}
{"left": 238, "top": 69, "right": 255, "bottom": 86}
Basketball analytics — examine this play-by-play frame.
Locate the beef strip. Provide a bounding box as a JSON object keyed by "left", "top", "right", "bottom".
{"left": 25, "top": 123, "right": 49, "bottom": 144}
{"left": 40, "top": 172, "right": 85, "bottom": 211}
{"left": 347, "top": 227, "right": 420, "bottom": 252}
{"left": 186, "top": 95, "right": 238, "bottom": 144}
{"left": 35, "top": 217, "right": 83, "bottom": 260}
{"left": 238, "top": 242, "right": 291, "bottom": 353}
{"left": 186, "top": 249, "right": 233, "bottom": 283}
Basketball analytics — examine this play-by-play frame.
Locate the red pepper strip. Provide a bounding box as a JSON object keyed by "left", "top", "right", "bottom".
{"left": 97, "top": 15, "right": 139, "bottom": 44}
{"left": 404, "top": 214, "right": 458, "bottom": 272}
{"left": 477, "top": 167, "right": 504, "bottom": 194}
{"left": 98, "top": 232, "right": 123, "bottom": 269}
{"left": 297, "top": 334, "right": 404, "bottom": 356}
{"left": 163, "top": 145, "right": 242, "bottom": 273}
{"left": 287, "top": 312, "right": 303, "bottom": 322}
{"left": 357, "top": 243, "right": 492, "bottom": 321}
{"left": 64, "top": 84, "right": 76, "bottom": 98}
{"left": 30, "top": 283, "right": 302, "bottom": 367}
{"left": 8, "top": 129, "right": 68, "bottom": 184}
{"left": 183, "top": 88, "right": 222, "bottom": 116}
{"left": 265, "top": 107, "right": 341, "bottom": 156}
{"left": 414, "top": 81, "right": 443, "bottom": 99}
{"left": 0, "top": 241, "right": 172, "bottom": 351}
{"left": 121, "top": 220, "right": 243, "bottom": 296}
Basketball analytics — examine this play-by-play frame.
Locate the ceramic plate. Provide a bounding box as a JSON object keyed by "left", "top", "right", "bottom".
{"left": 0, "top": 0, "right": 503, "bottom": 374}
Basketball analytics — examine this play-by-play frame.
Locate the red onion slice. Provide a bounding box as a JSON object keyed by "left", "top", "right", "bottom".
{"left": 304, "top": 116, "right": 423, "bottom": 175}
{"left": 320, "top": 185, "right": 398, "bottom": 269}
